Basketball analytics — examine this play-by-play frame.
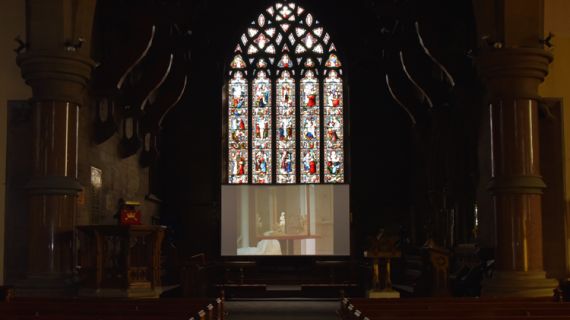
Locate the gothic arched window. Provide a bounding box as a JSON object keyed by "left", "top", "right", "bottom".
{"left": 226, "top": 2, "right": 345, "bottom": 185}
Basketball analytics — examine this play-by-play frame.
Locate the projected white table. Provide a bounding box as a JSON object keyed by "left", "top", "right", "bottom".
{"left": 257, "top": 234, "right": 321, "bottom": 255}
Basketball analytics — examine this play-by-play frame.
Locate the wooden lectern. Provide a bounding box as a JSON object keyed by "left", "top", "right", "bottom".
{"left": 77, "top": 225, "right": 166, "bottom": 298}
{"left": 364, "top": 230, "right": 401, "bottom": 298}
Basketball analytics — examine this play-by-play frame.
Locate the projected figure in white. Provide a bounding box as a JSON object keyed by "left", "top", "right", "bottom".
{"left": 279, "top": 211, "right": 286, "bottom": 233}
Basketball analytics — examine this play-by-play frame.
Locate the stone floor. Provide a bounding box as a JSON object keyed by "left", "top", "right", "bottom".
{"left": 225, "top": 300, "right": 340, "bottom": 320}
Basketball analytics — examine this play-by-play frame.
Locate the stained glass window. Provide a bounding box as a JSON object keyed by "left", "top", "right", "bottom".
{"left": 226, "top": 1, "right": 346, "bottom": 185}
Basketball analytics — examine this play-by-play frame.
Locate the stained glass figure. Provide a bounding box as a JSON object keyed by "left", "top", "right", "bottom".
{"left": 325, "top": 149, "right": 344, "bottom": 183}
{"left": 229, "top": 150, "right": 248, "bottom": 184}
{"left": 227, "top": 1, "right": 345, "bottom": 185}
{"left": 301, "top": 149, "right": 319, "bottom": 183}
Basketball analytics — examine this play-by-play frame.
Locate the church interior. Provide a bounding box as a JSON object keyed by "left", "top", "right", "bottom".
{"left": 2, "top": 0, "right": 570, "bottom": 319}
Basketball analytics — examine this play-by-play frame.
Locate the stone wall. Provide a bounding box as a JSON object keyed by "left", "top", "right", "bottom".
{"left": 76, "top": 103, "right": 159, "bottom": 226}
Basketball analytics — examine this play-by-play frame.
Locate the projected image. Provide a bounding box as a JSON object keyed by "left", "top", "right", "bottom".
{"left": 222, "top": 185, "right": 350, "bottom": 256}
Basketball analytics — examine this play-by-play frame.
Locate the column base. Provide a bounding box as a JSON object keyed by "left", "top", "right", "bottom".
{"left": 14, "top": 274, "right": 77, "bottom": 297}
{"left": 482, "top": 271, "right": 558, "bottom": 297}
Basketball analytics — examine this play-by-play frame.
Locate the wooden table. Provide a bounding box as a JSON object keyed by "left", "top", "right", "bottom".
{"left": 257, "top": 234, "right": 321, "bottom": 254}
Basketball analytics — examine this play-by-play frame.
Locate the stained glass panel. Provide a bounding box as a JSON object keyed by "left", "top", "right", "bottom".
{"left": 295, "top": 44, "right": 306, "bottom": 54}
{"left": 324, "top": 70, "right": 343, "bottom": 108}
{"left": 314, "top": 27, "right": 324, "bottom": 37}
{"left": 325, "top": 53, "right": 341, "bottom": 67}
{"left": 254, "top": 33, "right": 270, "bottom": 49}
{"left": 257, "top": 59, "right": 268, "bottom": 68}
{"left": 248, "top": 28, "right": 258, "bottom": 38}
{"left": 301, "top": 33, "right": 317, "bottom": 49}
{"left": 252, "top": 71, "right": 272, "bottom": 183}
{"left": 258, "top": 14, "right": 266, "bottom": 27}
{"left": 228, "top": 72, "right": 248, "bottom": 184}
{"left": 248, "top": 45, "right": 259, "bottom": 54}
{"left": 231, "top": 55, "right": 246, "bottom": 69}
{"left": 266, "top": 27, "right": 276, "bottom": 37}
{"left": 313, "top": 44, "right": 324, "bottom": 54}
{"left": 300, "top": 70, "right": 320, "bottom": 183}
{"left": 306, "top": 13, "right": 314, "bottom": 26}
{"left": 265, "top": 44, "right": 276, "bottom": 54}
{"left": 276, "top": 71, "right": 296, "bottom": 183}
{"left": 323, "top": 33, "right": 330, "bottom": 44}
{"left": 324, "top": 70, "right": 344, "bottom": 183}
{"left": 278, "top": 54, "right": 293, "bottom": 68}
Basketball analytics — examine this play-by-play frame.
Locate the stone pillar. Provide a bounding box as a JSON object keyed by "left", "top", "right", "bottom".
{"left": 16, "top": 51, "right": 94, "bottom": 295}
{"left": 478, "top": 47, "right": 558, "bottom": 297}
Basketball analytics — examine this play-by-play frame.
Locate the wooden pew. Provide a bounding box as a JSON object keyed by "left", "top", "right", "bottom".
{"left": 340, "top": 297, "right": 570, "bottom": 320}
{"left": 0, "top": 296, "right": 224, "bottom": 320}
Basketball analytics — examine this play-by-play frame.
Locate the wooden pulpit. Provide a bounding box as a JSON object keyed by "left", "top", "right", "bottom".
{"left": 77, "top": 225, "right": 166, "bottom": 298}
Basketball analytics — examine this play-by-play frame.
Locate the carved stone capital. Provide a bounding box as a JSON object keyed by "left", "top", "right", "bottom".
{"left": 477, "top": 48, "right": 553, "bottom": 100}
{"left": 17, "top": 51, "right": 95, "bottom": 106}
